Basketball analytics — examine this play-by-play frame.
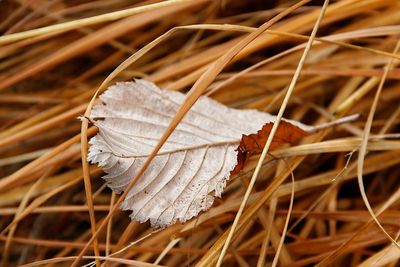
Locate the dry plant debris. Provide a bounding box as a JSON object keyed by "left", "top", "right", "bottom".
{"left": 87, "top": 79, "right": 356, "bottom": 228}
{"left": 0, "top": 0, "right": 400, "bottom": 266}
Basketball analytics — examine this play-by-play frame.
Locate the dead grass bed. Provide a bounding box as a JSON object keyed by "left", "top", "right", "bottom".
{"left": 0, "top": 0, "right": 399, "bottom": 266}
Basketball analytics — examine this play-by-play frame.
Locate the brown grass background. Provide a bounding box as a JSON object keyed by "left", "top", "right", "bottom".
{"left": 0, "top": 0, "right": 399, "bottom": 266}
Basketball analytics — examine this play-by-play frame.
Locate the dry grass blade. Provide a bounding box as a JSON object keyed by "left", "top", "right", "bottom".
{"left": 0, "top": 0, "right": 192, "bottom": 45}
{"left": 355, "top": 40, "right": 400, "bottom": 246}
{"left": 19, "top": 256, "right": 164, "bottom": 267}
{"left": 217, "top": 0, "right": 328, "bottom": 265}
{"left": 271, "top": 167, "right": 295, "bottom": 267}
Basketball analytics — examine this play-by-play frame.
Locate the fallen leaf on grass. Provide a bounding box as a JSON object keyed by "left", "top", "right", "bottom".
{"left": 87, "top": 79, "right": 355, "bottom": 228}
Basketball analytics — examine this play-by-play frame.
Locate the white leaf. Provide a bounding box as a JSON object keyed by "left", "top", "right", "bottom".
{"left": 87, "top": 79, "right": 311, "bottom": 228}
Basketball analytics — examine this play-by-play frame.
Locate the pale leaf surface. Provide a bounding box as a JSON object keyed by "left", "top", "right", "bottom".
{"left": 88, "top": 79, "right": 312, "bottom": 227}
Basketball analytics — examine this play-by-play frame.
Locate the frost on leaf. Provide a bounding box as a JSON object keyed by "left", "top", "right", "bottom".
{"left": 87, "top": 79, "right": 314, "bottom": 228}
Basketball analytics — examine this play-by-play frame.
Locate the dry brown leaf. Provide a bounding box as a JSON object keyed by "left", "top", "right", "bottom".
{"left": 87, "top": 79, "right": 351, "bottom": 228}
{"left": 232, "top": 121, "right": 310, "bottom": 175}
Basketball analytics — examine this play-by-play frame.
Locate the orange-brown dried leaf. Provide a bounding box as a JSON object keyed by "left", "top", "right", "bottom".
{"left": 231, "top": 121, "right": 310, "bottom": 175}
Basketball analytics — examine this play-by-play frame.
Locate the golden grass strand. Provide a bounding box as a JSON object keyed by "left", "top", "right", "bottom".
{"left": 105, "top": 192, "right": 115, "bottom": 257}
{"left": 256, "top": 197, "right": 277, "bottom": 267}
{"left": 356, "top": 39, "right": 400, "bottom": 247}
{"left": 19, "top": 256, "right": 163, "bottom": 267}
{"left": 0, "top": 0, "right": 193, "bottom": 45}
{"left": 80, "top": 121, "right": 100, "bottom": 266}
{"left": 271, "top": 168, "right": 295, "bottom": 267}
{"left": 216, "top": 0, "right": 329, "bottom": 265}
